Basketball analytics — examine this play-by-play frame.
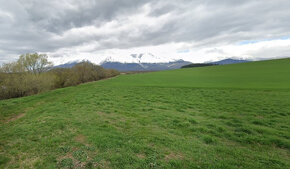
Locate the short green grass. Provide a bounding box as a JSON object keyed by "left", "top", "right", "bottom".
{"left": 1, "top": 58, "right": 290, "bottom": 168}
{"left": 104, "top": 58, "right": 290, "bottom": 89}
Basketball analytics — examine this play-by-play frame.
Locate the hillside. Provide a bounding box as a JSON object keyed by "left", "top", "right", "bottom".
{"left": 103, "top": 58, "right": 290, "bottom": 89}
{"left": 1, "top": 58, "right": 290, "bottom": 168}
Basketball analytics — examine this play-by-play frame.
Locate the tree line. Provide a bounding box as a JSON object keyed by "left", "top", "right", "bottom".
{"left": 181, "top": 63, "right": 216, "bottom": 68}
{"left": 0, "top": 53, "right": 119, "bottom": 100}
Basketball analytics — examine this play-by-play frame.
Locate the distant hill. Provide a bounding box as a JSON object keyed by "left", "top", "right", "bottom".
{"left": 181, "top": 58, "right": 250, "bottom": 68}
{"left": 54, "top": 58, "right": 249, "bottom": 71}
{"left": 100, "top": 53, "right": 191, "bottom": 71}
{"left": 54, "top": 53, "right": 190, "bottom": 71}
{"left": 54, "top": 61, "right": 80, "bottom": 68}
{"left": 101, "top": 60, "right": 192, "bottom": 72}
{"left": 210, "top": 58, "right": 250, "bottom": 65}
{"left": 55, "top": 59, "right": 192, "bottom": 71}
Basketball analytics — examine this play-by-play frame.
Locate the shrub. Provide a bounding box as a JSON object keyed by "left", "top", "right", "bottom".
{"left": 0, "top": 73, "right": 55, "bottom": 99}
{"left": 0, "top": 57, "right": 119, "bottom": 100}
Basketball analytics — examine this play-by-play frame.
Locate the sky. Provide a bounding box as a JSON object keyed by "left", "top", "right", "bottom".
{"left": 0, "top": 0, "right": 290, "bottom": 65}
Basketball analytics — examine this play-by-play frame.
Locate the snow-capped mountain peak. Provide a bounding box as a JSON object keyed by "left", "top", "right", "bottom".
{"left": 100, "top": 53, "right": 176, "bottom": 64}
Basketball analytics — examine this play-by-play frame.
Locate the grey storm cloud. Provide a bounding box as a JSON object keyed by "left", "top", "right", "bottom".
{"left": 1, "top": 0, "right": 290, "bottom": 62}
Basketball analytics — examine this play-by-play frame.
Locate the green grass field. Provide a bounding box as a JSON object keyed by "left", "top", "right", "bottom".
{"left": 1, "top": 58, "right": 290, "bottom": 168}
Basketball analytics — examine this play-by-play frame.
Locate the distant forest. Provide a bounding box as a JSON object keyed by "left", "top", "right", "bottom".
{"left": 181, "top": 63, "right": 216, "bottom": 68}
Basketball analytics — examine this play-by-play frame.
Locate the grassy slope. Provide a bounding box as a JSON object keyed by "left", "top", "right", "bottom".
{"left": 104, "top": 58, "right": 290, "bottom": 89}
{"left": 0, "top": 58, "right": 290, "bottom": 168}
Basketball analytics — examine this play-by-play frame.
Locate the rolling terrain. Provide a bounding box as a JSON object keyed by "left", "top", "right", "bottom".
{"left": 1, "top": 58, "right": 290, "bottom": 168}
{"left": 55, "top": 57, "right": 249, "bottom": 72}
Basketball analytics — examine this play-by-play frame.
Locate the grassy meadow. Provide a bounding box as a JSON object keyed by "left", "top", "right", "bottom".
{"left": 0, "top": 58, "right": 290, "bottom": 168}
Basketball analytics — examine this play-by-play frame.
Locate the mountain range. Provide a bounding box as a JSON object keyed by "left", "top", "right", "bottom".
{"left": 55, "top": 54, "right": 250, "bottom": 71}
{"left": 101, "top": 60, "right": 192, "bottom": 71}
{"left": 209, "top": 58, "right": 249, "bottom": 65}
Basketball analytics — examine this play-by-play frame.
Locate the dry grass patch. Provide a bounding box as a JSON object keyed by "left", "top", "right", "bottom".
{"left": 164, "top": 152, "right": 184, "bottom": 162}
{"left": 75, "top": 134, "right": 87, "bottom": 145}
{"left": 6, "top": 113, "right": 25, "bottom": 123}
{"left": 97, "top": 160, "right": 111, "bottom": 169}
{"left": 136, "top": 153, "right": 146, "bottom": 159}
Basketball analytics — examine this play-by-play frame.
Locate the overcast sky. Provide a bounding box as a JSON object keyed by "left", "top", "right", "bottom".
{"left": 1, "top": 0, "right": 290, "bottom": 64}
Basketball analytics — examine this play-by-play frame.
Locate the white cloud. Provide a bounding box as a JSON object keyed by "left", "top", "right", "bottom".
{"left": 0, "top": 0, "right": 290, "bottom": 64}
{"left": 48, "top": 38, "right": 290, "bottom": 65}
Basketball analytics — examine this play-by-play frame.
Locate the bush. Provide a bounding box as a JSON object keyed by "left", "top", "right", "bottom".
{"left": 50, "top": 61, "right": 120, "bottom": 88}
{"left": 0, "top": 73, "right": 55, "bottom": 99}
{"left": 0, "top": 58, "right": 120, "bottom": 100}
